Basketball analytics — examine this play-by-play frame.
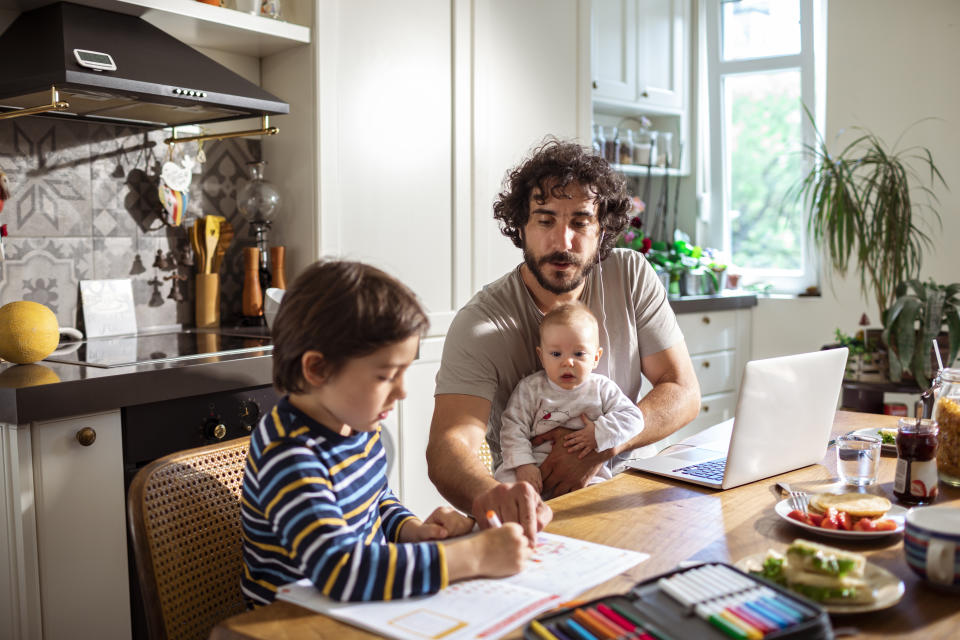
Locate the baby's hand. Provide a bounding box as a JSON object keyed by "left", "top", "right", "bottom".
{"left": 515, "top": 464, "right": 543, "bottom": 493}
{"left": 563, "top": 415, "right": 598, "bottom": 459}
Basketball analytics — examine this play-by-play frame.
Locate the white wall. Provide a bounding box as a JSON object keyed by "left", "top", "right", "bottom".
{"left": 753, "top": 0, "right": 960, "bottom": 361}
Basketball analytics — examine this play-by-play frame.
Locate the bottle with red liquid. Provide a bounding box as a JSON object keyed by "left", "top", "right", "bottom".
{"left": 893, "top": 417, "right": 939, "bottom": 505}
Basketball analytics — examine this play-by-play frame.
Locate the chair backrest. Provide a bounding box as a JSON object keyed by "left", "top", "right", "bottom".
{"left": 478, "top": 438, "right": 493, "bottom": 472}
{"left": 127, "top": 437, "right": 250, "bottom": 640}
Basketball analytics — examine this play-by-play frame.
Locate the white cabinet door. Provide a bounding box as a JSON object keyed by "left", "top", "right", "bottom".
{"left": 32, "top": 411, "right": 130, "bottom": 640}
{"left": 636, "top": 0, "right": 688, "bottom": 111}
{"left": 592, "top": 0, "right": 637, "bottom": 102}
{"left": 396, "top": 337, "right": 450, "bottom": 519}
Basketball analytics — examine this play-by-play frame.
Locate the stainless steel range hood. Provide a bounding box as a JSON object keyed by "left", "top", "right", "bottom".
{"left": 0, "top": 2, "right": 289, "bottom": 127}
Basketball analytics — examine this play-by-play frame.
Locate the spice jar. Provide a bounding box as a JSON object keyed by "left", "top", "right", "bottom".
{"left": 932, "top": 367, "right": 960, "bottom": 486}
{"left": 601, "top": 126, "right": 619, "bottom": 164}
{"left": 617, "top": 129, "right": 635, "bottom": 165}
{"left": 893, "top": 417, "right": 939, "bottom": 505}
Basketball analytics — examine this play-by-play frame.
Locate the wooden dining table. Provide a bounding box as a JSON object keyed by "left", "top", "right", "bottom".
{"left": 211, "top": 411, "right": 960, "bottom": 640}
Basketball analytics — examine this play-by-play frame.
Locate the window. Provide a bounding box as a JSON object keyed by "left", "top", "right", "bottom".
{"left": 703, "top": 0, "right": 824, "bottom": 293}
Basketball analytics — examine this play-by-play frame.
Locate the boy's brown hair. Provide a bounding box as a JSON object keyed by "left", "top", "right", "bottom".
{"left": 271, "top": 260, "right": 429, "bottom": 394}
{"left": 539, "top": 302, "right": 599, "bottom": 343}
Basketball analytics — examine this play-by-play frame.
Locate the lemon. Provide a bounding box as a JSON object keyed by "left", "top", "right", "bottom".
{"left": 0, "top": 301, "right": 60, "bottom": 364}
{"left": 0, "top": 363, "right": 61, "bottom": 387}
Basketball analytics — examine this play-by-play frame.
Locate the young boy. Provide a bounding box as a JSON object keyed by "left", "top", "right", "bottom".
{"left": 242, "top": 260, "right": 529, "bottom": 605}
{"left": 494, "top": 303, "right": 645, "bottom": 491}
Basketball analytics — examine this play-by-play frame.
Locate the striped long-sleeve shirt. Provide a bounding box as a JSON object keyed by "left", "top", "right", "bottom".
{"left": 241, "top": 396, "right": 448, "bottom": 604}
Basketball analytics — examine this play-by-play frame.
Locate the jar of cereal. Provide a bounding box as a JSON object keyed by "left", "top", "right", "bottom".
{"left": 932, "top": 367, "right": 960, "bottom": 486}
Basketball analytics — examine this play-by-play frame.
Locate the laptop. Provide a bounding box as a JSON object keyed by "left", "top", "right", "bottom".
{"left": 625, "top": 348, "right": 848, "bottom": 490}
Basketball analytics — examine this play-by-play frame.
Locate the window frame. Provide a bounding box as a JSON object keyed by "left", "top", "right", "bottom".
{"left": 703, "top": 0, "right": 825, "bottom": 294}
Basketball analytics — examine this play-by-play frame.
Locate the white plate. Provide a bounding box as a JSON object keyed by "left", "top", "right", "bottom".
{"left": 774, "top": 498, "right": 906, "bottom": 539}
{"left": 848, "top": 427, "right": 897, "bottom": 454}
{"left": 735, "top": 552, "right": 905, "bottom": 614}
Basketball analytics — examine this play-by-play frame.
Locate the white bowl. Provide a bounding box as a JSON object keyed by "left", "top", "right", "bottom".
{"left": 263, "top": 288, "right": 285, "bottom": 329}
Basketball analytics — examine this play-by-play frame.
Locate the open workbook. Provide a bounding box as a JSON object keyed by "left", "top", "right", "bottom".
{"left": 277, "top": 532, "right": 648, "bottom": 640}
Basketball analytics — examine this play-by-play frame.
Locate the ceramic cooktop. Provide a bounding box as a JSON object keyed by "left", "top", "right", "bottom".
{"left": 45, "top": 328, "right": 272, "bottom": 368}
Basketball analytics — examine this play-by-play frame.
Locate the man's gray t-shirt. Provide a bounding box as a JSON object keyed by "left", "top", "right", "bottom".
{"left": 435, "top": 249, "right": 683, "bottom": 468}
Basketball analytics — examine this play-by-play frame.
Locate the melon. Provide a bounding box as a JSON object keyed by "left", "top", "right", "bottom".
{"left": 0, "top": 301, "right": 60, "bottom": 364}
{"left": 0, "top": 363, "right": 61, "bottom": 387}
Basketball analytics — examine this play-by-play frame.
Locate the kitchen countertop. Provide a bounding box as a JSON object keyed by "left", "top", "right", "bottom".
{"left": 1, "top": 293, "right": 756, "bottom": 425}
{"left": 668, "top": 290, "right": 757, "bottom": 313}
{"left": 0, "top": 348, "right": 274, "bottom": 425}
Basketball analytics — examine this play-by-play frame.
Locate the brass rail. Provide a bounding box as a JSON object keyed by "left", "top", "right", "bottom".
{"left": 0, "top": 86, "right": 69, "bottom": 120}
{"left": 164, "top": 115, "right": 278, "bottom": 146}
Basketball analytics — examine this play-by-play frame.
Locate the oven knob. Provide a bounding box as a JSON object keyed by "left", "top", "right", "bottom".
{"left": 239, "top": 399, "right": 261, "bottom": 432}
{"left": 203, "top": 418, "right": 227, "bottom": 440}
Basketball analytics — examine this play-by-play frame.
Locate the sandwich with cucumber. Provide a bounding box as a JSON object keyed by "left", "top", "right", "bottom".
{"left": 756, "top": 539, "right": 876, "bottom": 604}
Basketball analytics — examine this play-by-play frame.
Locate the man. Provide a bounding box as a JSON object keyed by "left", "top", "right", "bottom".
{"left": 426, "top": 138, "right": 701, "bottom": 541}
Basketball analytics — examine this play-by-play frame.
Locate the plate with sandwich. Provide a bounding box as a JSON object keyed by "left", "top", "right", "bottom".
{"left": 736, "top": 539, "right": 904, "bottom": 614}
{"left": 848, "top": 427, "right": 897, "bottom": 454}
{"left": 775, "top": 492, "right": 906, "bottom": 539}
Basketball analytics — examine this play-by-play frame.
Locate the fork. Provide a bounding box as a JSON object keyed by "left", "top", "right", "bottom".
{"left": 789, "top": 489, "right": 810, "bottom": 515}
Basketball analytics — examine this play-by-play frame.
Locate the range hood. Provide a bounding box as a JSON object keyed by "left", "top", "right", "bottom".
{"left": 0, "top": 2, "right": 288, "bottom": 128}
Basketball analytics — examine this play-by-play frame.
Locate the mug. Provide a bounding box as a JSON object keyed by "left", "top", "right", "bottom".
{"left": 904, "top": 506, "right": 960, "bottom": 586}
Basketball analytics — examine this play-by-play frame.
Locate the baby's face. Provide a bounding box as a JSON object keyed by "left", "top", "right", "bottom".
{"left": 537, "top": 320, "right": 601, "bottom": 390}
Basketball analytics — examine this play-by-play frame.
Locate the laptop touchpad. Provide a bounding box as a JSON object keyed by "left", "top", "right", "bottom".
{"left": 668, "top": 449, "right": 721, "bottom": 463}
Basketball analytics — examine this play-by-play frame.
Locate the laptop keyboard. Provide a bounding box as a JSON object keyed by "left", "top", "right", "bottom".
{"left": 673, "top": 457, "right": 727, "bottom": 482}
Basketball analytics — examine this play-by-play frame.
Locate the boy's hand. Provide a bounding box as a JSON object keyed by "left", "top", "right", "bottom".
{"left": 403, "top": 507, "right": 475, "bottom": 541}
{"left": 562, "top": 415, "right": 599, "bottom": 459}
{"left": 515, "top": 464, "right": 543, "bottom": 493}
{"left": 445, "top": 523, "right": 531, "bottom": 582}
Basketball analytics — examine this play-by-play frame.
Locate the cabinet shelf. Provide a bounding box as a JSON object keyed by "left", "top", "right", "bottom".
{"left": 612, "top": 163, "right": 686, "bottom": 177}
{"left": 593, "top": 96, "right": 683, "bottom": 119}
{"left": 0, "top": 0, "right": 311, "bottom": 56}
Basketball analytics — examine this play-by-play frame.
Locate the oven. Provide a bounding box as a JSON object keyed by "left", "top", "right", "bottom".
{"left": 121, "top": 383, "right": 281, "bottom": 639}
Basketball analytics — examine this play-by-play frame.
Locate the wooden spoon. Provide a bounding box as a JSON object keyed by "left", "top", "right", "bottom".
{"left": 212, "top": 221, "right": 234, "bottom": 274}
{"left": 203, "top": 215, "right": 221, "bottom": 274}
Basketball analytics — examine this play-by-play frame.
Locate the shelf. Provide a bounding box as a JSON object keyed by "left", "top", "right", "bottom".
{"left": 0, "top": 0, "right": 311, "bottom": 57}
{"left": 593, "top": 96, "right": 683, "bottom": 119}
{"left": 612, "top": 163, "right": 685, "bottom": 178}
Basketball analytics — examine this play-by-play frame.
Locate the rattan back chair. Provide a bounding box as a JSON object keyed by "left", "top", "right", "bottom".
{"left": 127, "top": 437, "right": 250, "bottom": 640}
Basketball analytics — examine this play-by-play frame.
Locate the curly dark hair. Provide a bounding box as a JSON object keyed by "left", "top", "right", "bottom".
{"left": 271, "top": 260, "right": 429, "bottom": 394}
{"left": 492, "top": 137, "right": 632, "bottom": 260}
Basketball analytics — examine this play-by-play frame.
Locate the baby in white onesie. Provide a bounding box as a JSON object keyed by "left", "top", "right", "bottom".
{"left": 494, "top": 302, "right": 645, "bottom": 491}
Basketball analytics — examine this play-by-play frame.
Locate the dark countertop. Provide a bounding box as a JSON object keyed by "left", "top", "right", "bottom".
{"left": 669, "top": 290, "right": 757, "bottom": 313}
{"left": 1, "top": 293, "right": 756, "bottom": 425}
{"left": 0, "top": 349, "right": 274, "bottom": 425}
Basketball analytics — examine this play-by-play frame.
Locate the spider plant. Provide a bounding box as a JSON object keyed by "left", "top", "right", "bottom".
{"left": 882, "top": 279, "right": 960, "bottom": 389}
{"left": 790, "top": 109, "right": 946, "bottom": 315}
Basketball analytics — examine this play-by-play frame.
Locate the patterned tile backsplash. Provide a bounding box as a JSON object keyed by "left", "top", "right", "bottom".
{"left": 0, "top": 116, "right": 262, "bottom": 331}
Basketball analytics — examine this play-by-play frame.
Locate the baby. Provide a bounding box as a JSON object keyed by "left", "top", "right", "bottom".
{"left": 495, "top": 302, "right": 645, "bottom": 491}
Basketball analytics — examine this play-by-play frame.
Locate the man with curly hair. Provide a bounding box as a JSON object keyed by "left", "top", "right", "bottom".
{"left": 427, "top": 138, "right": 700, "bottom": 542}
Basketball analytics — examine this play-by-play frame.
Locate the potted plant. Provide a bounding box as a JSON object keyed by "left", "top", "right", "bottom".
{"left": 882, "top": 279, "right": 960, "bottom": 389}
{"left": 791, "top": 112, "right": 946, "bottom": 316}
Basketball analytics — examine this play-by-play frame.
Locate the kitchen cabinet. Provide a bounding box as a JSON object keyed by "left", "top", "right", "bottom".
{"left": 1, "top": 411, "right": 129, "bottom": 640}
{"left": 591, "top": 0, "right": 690, "bottom": 113}
{"left": 658, "top": 308, "right": 753, "bottom": 447}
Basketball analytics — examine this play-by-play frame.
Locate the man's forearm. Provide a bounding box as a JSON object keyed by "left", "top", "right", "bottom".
{"left": 625, "top": 380, "right": 700, "bottom": 451}
{"left": 427, "top": 437, "right": 499, "bottom": 513}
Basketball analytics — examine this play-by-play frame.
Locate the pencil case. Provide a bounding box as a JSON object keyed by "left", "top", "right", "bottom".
{"left": 524, "top": 562, "right": 833, "bottom": 640}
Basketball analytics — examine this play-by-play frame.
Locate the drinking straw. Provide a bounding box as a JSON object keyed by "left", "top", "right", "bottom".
{"left": 933, "top": 339, "right": 944, "bottom": 372}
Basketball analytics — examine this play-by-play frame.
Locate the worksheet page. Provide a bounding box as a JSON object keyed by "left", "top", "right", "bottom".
{"left": 276, "top": 532, "right": 649, "bottom": 640}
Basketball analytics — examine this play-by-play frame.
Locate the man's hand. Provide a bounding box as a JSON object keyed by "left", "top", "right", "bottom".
{"left": 515, "top": 464, "right": 543, "bottom": 493}
{"left": 471, "top": 481, "right": 552, "bottom": 545}
{"left": 533, "top": 426, "right": 607, "bottom": 498}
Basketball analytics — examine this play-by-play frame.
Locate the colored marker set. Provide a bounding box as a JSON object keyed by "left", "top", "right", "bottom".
{"left": 525, "top": 563, "right": 832, "bottom": 640}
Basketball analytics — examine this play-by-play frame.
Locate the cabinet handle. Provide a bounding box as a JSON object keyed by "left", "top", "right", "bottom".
{"left": 641, "top": 90, "right": 649, "bottom": 98}
{"left": 702, "top": 360, "right": 711, "bottom": 369}
{"left": 702, "top": 405, "right": 710, "bottom": 413}
{"left": 76, "top": 427, "right": 97, "bottom": 446}
{"left": 701, "top": 315, "right": 711, "bottom": 325}
{"left": 592, "top": 80, "right": 598, "bottom": 89}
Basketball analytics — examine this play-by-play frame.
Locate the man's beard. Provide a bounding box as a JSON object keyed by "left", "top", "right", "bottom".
{"left": 522, "top": 248, "right": 597, "bottom": 294}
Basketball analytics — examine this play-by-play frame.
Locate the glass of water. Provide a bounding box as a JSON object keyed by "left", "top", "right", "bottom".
{"left": 836, "top": 434, "right": 882, "bottom": 486}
